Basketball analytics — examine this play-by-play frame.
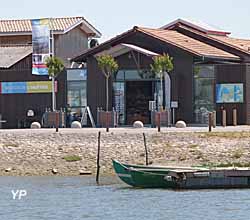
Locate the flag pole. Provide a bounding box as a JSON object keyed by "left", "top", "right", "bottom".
{"left": 50, "top": 18, "right": 56, "bottom": 111}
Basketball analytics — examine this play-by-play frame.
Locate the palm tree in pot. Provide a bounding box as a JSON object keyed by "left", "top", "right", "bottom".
{"left": 151, "top": 53, "right": 173, "bottom": 111}
{"left": 45, "top": 56, "right": 64, "bottom": 112}
{"left": 97, "top": 55, "right": 118, "bottom": 132}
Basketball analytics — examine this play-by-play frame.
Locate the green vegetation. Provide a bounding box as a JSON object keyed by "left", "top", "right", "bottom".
{"left": 63, "top": 155, "right": 82, "bottom": 162}
{"left": 97, "top": 55, "right": 118, "bottom": 112}
{"left": 150, "top": 53, "right": 173, "bottom": 109}
{"left": 45, "top": 56, "right": 64, "bottom": 111}
{"left": 45, "top": 56, "right": 65, "bottom": 78}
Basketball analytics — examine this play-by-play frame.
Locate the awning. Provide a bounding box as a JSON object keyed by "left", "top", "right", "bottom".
{"left": 94, "top": 43, "right": 159, "bottom": 58}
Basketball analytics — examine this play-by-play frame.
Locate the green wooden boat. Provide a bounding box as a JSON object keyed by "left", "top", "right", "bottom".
{"left": 112, "top": 160, "right": 207, "bottom": 187}
{"left": 112, "top": 160, "right": 172, "bottom": 186}
{"left": 129, "top": 167, "right": 250, "bottom": 189}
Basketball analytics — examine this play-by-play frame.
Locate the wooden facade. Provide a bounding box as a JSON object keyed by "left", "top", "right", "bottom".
{"left": 0, "top": 55, "right": 66, "bottom": 128}
{"left": 0, "top": 18, "right": 100, "bottom": 128}
{"left": 0, "top": 29, "right": 89, "bottom": 68}
{"left": 80, "top": 29, "right": 250, "bottom": 125}
{"left": 54, "top": 28, "right": 89, "bottom": 67}
{"left": 215, "top": 64, "right": 249, "bottom": 125}
{"left": 86, "top": 31, "right": 195, "bottom": 124}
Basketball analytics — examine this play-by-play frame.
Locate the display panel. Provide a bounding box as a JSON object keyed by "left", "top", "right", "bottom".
{"left": 216, "top": 83, "right": 243, "bottom": 103}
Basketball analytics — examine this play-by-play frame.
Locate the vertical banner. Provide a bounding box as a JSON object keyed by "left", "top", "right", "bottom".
{"left": 31, "top": 19, "right": 50, "bottom": 75}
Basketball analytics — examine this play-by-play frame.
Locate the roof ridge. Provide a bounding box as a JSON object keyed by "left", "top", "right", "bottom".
{"left": 0, "top": 16, "right": 101, "bottom": 37}
{"left": 0, "top": 16, "right": 83, "bottom": 22}
{"left": 214, "top": 35, "right": 250, "bottom": 41}
{"left": 178, "top": 25, "right": 250, "bottom": 55}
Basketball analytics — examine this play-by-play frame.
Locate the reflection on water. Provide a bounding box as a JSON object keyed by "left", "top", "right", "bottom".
{"left": 0, "top": 176, "right": 250, "bottom": 220}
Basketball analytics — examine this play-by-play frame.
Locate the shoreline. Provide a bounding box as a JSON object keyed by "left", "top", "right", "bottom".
{"left": 1, "top": 127, "right": 250, "bottom": 176}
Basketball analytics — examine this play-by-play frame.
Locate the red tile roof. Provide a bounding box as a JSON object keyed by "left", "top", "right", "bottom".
{"left": 0, "top": 17, "right": 101, "bottom": 37}
{"left": 210, "top": 35, "right": 250, "bottom": 53}
{"left": 137, "top": 27, "right": 239, "bottom": 60}
{"left": 72, "top": 26, "right": 240, "bottom": 62}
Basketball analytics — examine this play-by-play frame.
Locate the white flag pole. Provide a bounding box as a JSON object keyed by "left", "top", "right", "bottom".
{"left": 49, "top": 18, "right": 56, "bottom": 111}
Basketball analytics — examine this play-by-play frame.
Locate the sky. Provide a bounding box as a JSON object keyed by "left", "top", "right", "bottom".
{"left": 0, "top": 0, "right": 250, "bottom": 42}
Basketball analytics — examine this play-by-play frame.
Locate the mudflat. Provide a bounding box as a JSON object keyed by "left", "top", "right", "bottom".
{"left": 0, "top": 127, "right": 250, "bottom": 176}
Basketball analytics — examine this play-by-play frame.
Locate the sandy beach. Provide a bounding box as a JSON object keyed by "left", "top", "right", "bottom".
{"left": 1, "top": 127, "right": 250, "bottom": 176}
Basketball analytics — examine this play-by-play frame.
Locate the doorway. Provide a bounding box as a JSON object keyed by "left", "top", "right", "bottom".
{"left": 126, "top": 81, "right": 153, "bottom": 125}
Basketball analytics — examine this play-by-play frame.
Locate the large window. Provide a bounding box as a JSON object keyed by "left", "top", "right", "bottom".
{"left": 114, "top": 69, "right": 155, "bottom": 81}
{"left": 67, "top": 69, "right": 87, "bottom": 124}
{"left": 113, "top": 69, "right": 162, "bottom": 125}
{"left": 67, "top": 81, "right": 87, "bottom": 107}
{"left": 193, "top": 65, "right": 215, "bottom": 123}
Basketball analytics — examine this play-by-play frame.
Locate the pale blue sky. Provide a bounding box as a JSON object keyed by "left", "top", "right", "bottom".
{"left": 0, "top": 0, "right": 249, "bottom": 42}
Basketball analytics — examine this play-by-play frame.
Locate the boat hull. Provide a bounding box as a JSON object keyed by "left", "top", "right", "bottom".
{"left": 112, "top": 160, "right": 173, "bottom": 187}
{"left": 112, "top": 160, "right": 136, "bottom": 186}
{"left": 130, "top": 169, "right": 250, "bottom": 189}
{"left": 113, "top": 160, "right": 250, "bottom": 189}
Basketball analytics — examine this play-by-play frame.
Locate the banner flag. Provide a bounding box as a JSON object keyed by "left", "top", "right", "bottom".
{"left": 31, "top": 19, "right": 50, "bottom": 75}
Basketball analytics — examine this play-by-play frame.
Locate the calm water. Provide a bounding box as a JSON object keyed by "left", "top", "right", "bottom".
{"left": 1, "top": 176, "right": 250, "bottom": 220}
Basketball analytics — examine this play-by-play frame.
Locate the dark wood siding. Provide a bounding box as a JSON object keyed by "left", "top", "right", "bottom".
{"left": 54, "top": 27, "right": 89, "bottom": 67}
{"left": 87, "top": 32, "right": 195, "bottom": 123}
{"left": 215, "top": 64, "right": 247, "bottom": 125}
{"left": 87, "top": 56, "right": 109, "bottom": 119}
{"left": 0, "top": 55, "right": 67, "bottom": 128}
{"left": 0, "top": 35, "right": 31, "bottom": 45}
{"left": 245, "top": 64, "right": 250, "bottom": 124}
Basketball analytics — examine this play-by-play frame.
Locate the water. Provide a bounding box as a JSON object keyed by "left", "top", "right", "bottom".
{"left": 1, "top": 176, "right": 250, "bottom": 220}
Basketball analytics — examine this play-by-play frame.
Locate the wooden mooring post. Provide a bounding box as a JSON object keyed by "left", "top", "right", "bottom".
{"left": 208, "top": 112, "right": 212, "bottom": 132}
{"left": 55, "top": 111, "right": 59, "bottom": 132}
{"left": 143, "top": 133, "right": 149, "bottom": 166}
{"left": 157, "top": 112, "right": 161, "bottom": 132}
{"left": 222, "top": 109, "right": 226, "bottom": 127}
{"left": 106, "top": 112, "right": 109, "bottom": 132}
{"left": 96, "top": 131, "right": 101, "bottom": 184}
{"left": 233, "top": 108, "right": 237, "bottom": 126}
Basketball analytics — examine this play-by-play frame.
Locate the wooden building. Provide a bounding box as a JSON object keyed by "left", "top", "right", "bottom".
{"left": 0, "top": 17, "right": 100, "bottom": 128}
{"left": 72, "top": 19, "right": 250, "bottom": 126}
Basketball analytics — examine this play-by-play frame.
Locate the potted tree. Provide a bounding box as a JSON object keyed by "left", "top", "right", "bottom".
{"left": 45, "top": 56, "right": 64, "bottom": 111}
{"left": 97, "top": 55, "right": 118, "bottom": 132}
{"left": 45, "top": 56, "right": 64, "bottom": 131}
{"left": 151, "top": 53, "right": 173, "bottom": 111}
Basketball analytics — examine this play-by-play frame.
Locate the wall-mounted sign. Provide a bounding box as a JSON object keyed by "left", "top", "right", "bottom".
{"left": 67, "top": 69, "right": 87, "bottom": 81}
{"left": 216, "top": 83, "right": 243, "bottom": 103}
{"left": 171, "top": 101, "right": 178, "bottom": 108}
{"left": 1, "top": 82, "right": 27, "bottom": 94}
{"left": 0, "top": 81, "right": 56, "bottom": 94}
{"left": 27, "top": 81, "right": 52, "bottom": 93}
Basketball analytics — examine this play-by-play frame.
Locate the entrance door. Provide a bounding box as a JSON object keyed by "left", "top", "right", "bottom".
{"left": 126, "top": 81, "right": 153, "bottom": 125}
